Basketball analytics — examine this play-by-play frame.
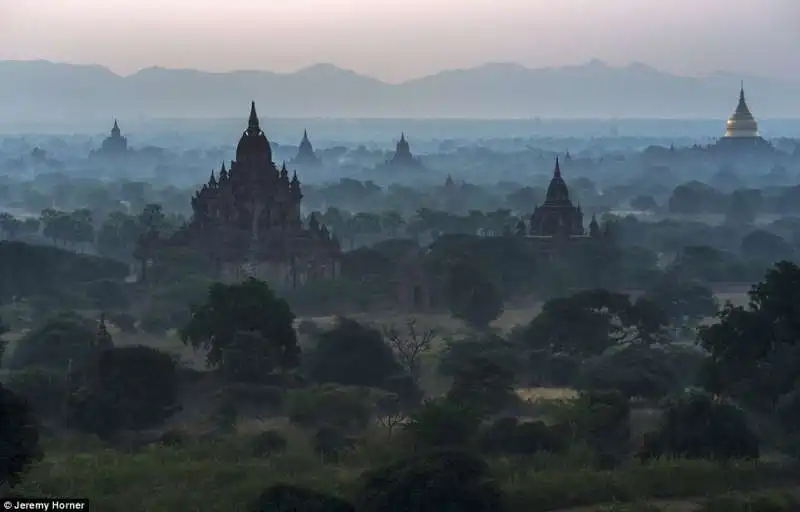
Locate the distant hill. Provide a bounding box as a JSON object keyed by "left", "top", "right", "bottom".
{"left": 1, "top": 59, "right": 799, "bottom": 122}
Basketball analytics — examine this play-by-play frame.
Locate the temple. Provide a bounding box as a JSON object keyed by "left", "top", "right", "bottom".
{"left": 509, "top": 158, "right": 609, "bottom": 259}
{"left": 528, "top": 158, "right": 587, "bottom": 237}
{"left": 291, "top": 129, "right": 322, "bottom": 168}
{"left": 378, "top": 133, "right": 425, "bottom": 171}
{"left": 90, "top": 119, "right": 129, "bottom": 158}
{"left": 171, "top": 102, "right": 341, "bottom": 287}
{"left": 713, "top": 83, "right": 773, "bottom": 151}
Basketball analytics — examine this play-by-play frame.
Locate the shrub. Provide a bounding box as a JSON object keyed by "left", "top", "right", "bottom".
{"left": 82, "top": 279, "right": 131, "bottom": 310}
{"left": 479, "top": 417, "right": 570, "bottom": 455}
{"left": 250, "top": 430, "right": 287, "bottom": 457}
{"left": 356, "top": 448, "right": 506, "bottom": 512}
{"left": 578, "top": 345, "right": 682, "bottom": 401}
{"left": 565, "top": 390, "right": 631, "bottom": 467}
{"left": 249, "top": 484, "right": 354, "bottom": 512}
{"left": 641, "top": 390, "right": 759, "bottom": 462}
{"left": 287, "top": 385, "right": 374, "bottom": 430}
{"left": 157, "top": 428, "right": 188, "bottom": 448}
{"left": 402, "top": 399, "right": 481, "bottom": 451}
{"left": 66, "top": 345, "right": 180, "bottom": 438}
{"left": 313, "top": 425, "right": 354, "bottom": 461}
{"left": 3, "top": 368, "right": 69, "bottom": 420}
{"left": 304, "top": 317, "right": 403, "bottom": 390}
{"left": 6, "top": 312, "right": 97, "bottom": 372}
{"left": 0, "top": 383, "right": 43, "bottom": 486}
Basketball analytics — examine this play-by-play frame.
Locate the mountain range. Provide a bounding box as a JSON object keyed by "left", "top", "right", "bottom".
{"left": 1, "top": 59, "right": 799, "bottom": 122}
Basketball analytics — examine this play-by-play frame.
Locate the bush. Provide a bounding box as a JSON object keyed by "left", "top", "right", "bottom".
{"left": 82, "top": 279, "right": 131, "bottom": 310}
{"left": 0, "top": 383, "right": 43, "bottom": 486}
{"left": 313, "top": 425, "right": 354, "bottom": 461}
{"left": 641, "top": 390, "right": 759, "bottom": 462}
{"left": 402, "top": 399, "right": 482, "bottom": 451}
{"left": 480, "top": 417, "right": 570, "bottom": 455}
{"left": 578, "top": 345, "right": 682, "bottom": 401}
{"left": 66, "top": 345, "right": 180, "bottom": 438}
{"left": 356, "top": 448, "right": 506, "bottom": 512}
{"left": 249, "top": 484, "right": 354, "bottom": 512}
{"left": 157, "top": 428, "right": 188, "bottom": 448}
{"left": 250, "top": 430, "right": 287, "bottom": 457}
{"left": 6, "top": 311, "right": 97, "bottom": 372}
{"left": 3, "top": 368, "right": 69, "bottom": 419}
{"left": 287, "top": 385, "right": 374, "bottom": 430}
{"left": 304, "top": 317, "right": 403, "bottom": 390}
{"left": 564, "top": 390, "right": 631, "bottom": 467}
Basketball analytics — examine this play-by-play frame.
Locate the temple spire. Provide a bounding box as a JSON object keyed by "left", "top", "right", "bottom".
{"left": 248, "top": 101, "right": 260, "bottom": 131}
{"left": 302, "top": 129, "right": 309, "bottom": 142}
{"left": 554, "top": 156, "right": 561, "bottom": 178}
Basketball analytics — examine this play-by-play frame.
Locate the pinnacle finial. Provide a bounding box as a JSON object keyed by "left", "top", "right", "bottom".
{"left": 554, "top": 156, "right": 561, "bottom": 177}
{"left": 740, "top": 81, "right": 745, "bottom": 101}
{"left": 248, "top": 101, "right": 259, "bottom": 131}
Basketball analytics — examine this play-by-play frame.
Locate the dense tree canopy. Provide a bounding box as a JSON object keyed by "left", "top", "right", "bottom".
{"left": 305, "top": 317, "right": 405, "bottom": 391}
{"left": 181, "top": 278, "right": 300, "bottom": 371}
{"left": 699, "top": 261, "right": 800, "bottom": 411}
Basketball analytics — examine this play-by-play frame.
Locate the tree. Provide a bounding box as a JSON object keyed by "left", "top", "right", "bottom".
{"left": 523, "top": 289, "right": 668, "bottom": 359}
{"left": 740, "top": 229, "right": 794, "bottom": 264}
{"left": 402, "top": 399, "right": 481, "bottom": 450}
{"left": 578, "top": 345, "right": 683, "bottom": 400}
{"left": 644, "top": 280, "right": 718, "bottom": 329}
{"left": 444, "top": 261, "right": 503, "bottom": 329}
{"left": 446, "top": 356, "right": 517, "bottom": 415}
{"left": 221, "top": 331, "right": 279, "bottom": 383}
{"left": 564, "top": 390, "right": 631, "bottom": 467}
{"left": 356, "top": 449, "right": 506, "bottom": 512}
{"left": 0, "top": 383, "right": 43, "bottom": 487}
{"left": 305, "top": 317, "right": 405, "bottom": 390}
{"left": 181, "top": 278, "right": 300, "bottom": 371}
{"left": 699, "top": 261, "right": 800, "bottom": 411}
{"left": 640, "top": 390, "right": 758, "bottom": 462}
{"left": 66, "top": 345, "right": 180, "bottom": 437}
{"left": 382, "top": 318, "right": 435, "bottom": 385}
{"left": 6, "top": 312, "right": 97, "bottom": 373}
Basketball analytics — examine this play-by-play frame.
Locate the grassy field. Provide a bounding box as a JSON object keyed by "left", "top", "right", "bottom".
{"left": 11, "top": 431, "right": 800, "bottom": 512}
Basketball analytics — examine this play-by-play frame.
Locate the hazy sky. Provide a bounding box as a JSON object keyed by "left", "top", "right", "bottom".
{"left": 1, "top": 0, "right": 798, "bottom": 82}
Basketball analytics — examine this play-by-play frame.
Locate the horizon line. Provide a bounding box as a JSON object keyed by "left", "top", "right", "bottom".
{"left": 1, "top": 58, "right": 791, "bottom": 85}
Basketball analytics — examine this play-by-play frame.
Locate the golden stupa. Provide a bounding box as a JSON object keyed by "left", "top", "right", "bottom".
{"left": 723, "top": 82, "right": 759, "bottom": 138}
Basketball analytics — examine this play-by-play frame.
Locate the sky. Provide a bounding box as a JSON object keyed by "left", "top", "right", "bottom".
{"left": 1, "top": 0, "right": 798, "bottom": 83}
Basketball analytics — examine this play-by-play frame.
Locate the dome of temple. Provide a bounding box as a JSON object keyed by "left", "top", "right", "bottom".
{"left": 544, "top": 158, "right": 570, "bottom": 204}
{"left": 724, "top": 84, "right": 759, "bottom": 138}
{"left": 236, "top": 101, "right": 273, "bottom": 163}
